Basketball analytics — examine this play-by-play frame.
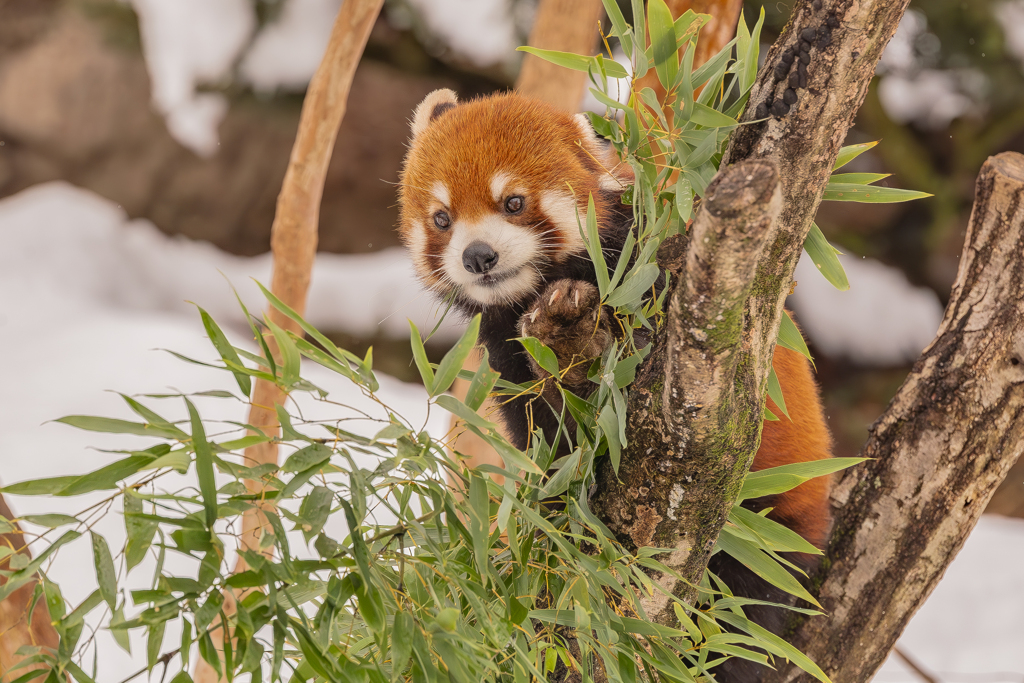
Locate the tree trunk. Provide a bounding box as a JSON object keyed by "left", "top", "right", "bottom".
{"left": 771, "top": 152, "right": 1024, "bottom": 682}
{"left": 590, "top": 0, "right": 911, "bottom": 627}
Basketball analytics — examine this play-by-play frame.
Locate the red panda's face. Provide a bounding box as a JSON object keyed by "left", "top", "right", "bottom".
{"left": 398, "top": 90, "right": 632, "bottom": 308}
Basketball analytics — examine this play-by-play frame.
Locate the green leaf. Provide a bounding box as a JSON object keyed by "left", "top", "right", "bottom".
{"left": 542, "top": 449, "right": 583, "bottom": 498}
{"left": 596, "top": 407, "right": 622, "bottom": 474}
{"left": 391, "top": 612, "right": 414, "bottom": 680}
{"left": 716, "top": 529, "right": 820, "bottom": 607}
{"left": 729, "top": 506, "right": 821, "bottom": 555}
{"left": 689, "top": 102, "right": 738, "bottom": 128}
{"left": 803, "top": 223, "right": 850, "bottom": 291}
{"left": 777, "top": 311, "right": 813, "bottom": 365}
{"left": 822, "top": 183, "right": 932, "bottom": 203}
{"left": 583, "top": 194, "right": 611, "bottom": 298}
{"left": 20, "top": 514, "right": 78, "bottom": 528}
{"left": 740, "top": 458, "right": 868, "bottom": 500}
{"left": 606, "top": 263, "right": 660, "bottom": 308}
{"left": 90, "top": 533, "right": 117, "bottom": 610}
{"left": 282, "top": 443, "right": 332, "bottom": 473}
{"left": 832, "top": 140, "right": 878, "bottom": 171}
{"left": 518, "top": 337, "right": 560, "bottom": 377}
{"left": 463, "top": 349, "right": 500, "bottom": 412}
{"left": 263, "top": 316, "right": 301, "bottom": 386}
{"left": 408, "top": 320, "right": 435, "bottom": 388}
{"left": 828, "top": 172, "right": 890, "bottom": 184}
{"left": 186, "top": 398, "right": 217, "bottom": 531}
{"left": 765, "top": 368, "right": 790, "bottom": 420}
{"left": 431, "top": 314, "right": 480, "bottom": 396}
{"left": 197, "top": 306, "right": 251, "bottom": 398}
{"left": 715, "top": 611, "right": 832, "bottom": 683}
{"left": 54, "top": 416, "right": 181, "bottom": 440}
{"left": 516, "top": 47, "right": 629, "bottom": 79}
{"left": 1, "top": 476, "right": 79, "bottom": 496}
{"left": 648, "top": 0, "right": 678, "bottom": 90}
{"left": 124, "top": 491, "right": 157, "bottom": 570}
{"left": 436, "top": 394, "right": 496, "bottom": 432}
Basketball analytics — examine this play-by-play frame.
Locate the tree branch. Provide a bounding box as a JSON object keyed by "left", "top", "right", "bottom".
{"left": 775, "top": 152, "right": 1024, "bottom": 682}
{"left": 591, "top": 0, "right": 910, "bottom": 624}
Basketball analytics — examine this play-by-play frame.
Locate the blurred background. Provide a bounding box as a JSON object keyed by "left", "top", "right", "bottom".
{"left": 1, "top": 0, "right": 1023, "bottom": 680}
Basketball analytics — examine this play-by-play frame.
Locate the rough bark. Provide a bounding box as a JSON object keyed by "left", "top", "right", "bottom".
{"left": 590, "top": 0, "right": 911, "bottom": 625}
{"left": 772, "top": 152, "right": 1024, "bottom": 682}
{"left": 194, "top": 1, "right": 384, "bottom": 681}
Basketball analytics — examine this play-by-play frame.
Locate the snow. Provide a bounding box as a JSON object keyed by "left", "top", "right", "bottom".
{"left": 1, "top": 181, "right": 1019, "bottom": 677}
{"left": 405, "top": 0, "right": 519, "bottom": 67}
{"left": 790, "top": 252, "right": 944, "bottom": 366}
{"left": 997, "top": 1, "right": 1024, "bottom": 68}
{"left": 1, "top": 181, "right": 463, "bottom": 342}
{"left": 129, "top": 0, "right": 255, "bottom": 155}
{"left": 240, "top": 0, "right": 343, "bottom": 92}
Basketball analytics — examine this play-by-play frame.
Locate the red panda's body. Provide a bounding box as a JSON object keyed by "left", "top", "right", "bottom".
{"left": 398, "top": 90, "right": 833, "bottom": 679}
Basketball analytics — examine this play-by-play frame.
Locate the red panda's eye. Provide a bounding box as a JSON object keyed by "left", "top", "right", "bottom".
{"left": 433, "top": 211, "right": 451, "bottom": 230}
{"left": 505, "top": 196, "right": 524, "bottom": 214}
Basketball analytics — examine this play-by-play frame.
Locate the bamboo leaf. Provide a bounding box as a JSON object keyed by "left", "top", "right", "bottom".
{"left": 516, "top": 47, "right": 629, "bottom": 79}
{"left": 90, "top": 533, "right": 117, "bottom": 609}
{"left": 431, "top": 314, "right": 480, "bottom": 396}
{"left": 803, "top": 223, "right": 850, "bottom": 291}
{"left": 648, "top": 0, "right": 678, "bottom": 90}
{"left": 463, "top": 348, "right": 500, "bottom": 412}
{"left": 777, "top": 311, "right": 813, "bottom": 365}
{"left": 832, "top": 140, "right": 878, "bottom": 171}
{"left": 740, "top": 458, "right": 868, "bottom": 500}
{"left": 716, "top": 529, "right": 820, "bottom": 607}
{"left": 186, "top": 398, "right": 217, "bottom": 531}
{"left": 823, "top": 183, "right": 932, "bottom": 203}
{"left": 408, "top": 320, "right": 435, "bottom": 388}
{"left": 765, "top": 368, "right": 790, "bottom": 420}
{"left": 518, "top": 337, "right": 560, "bottom": 377}
{"left": 197, "top": 306, "right": 251, "bottom": 398}
{"left": 606, "top": 263, "right": 660, "bottom": 308}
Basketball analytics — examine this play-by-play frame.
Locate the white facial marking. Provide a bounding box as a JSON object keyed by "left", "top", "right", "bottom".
{"left": 539, "top": 190, "right": 586, "bottom": 256}
{"left": 489, "top": 172, "right": 512, "bottom": 203}
{"left": 431, "top": 181, "right": 450, "bottom": 207}
{"left": 440, "top": 214, "right": 543, "bottom": 306}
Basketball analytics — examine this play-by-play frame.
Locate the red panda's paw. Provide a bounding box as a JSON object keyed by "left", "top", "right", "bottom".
{"left": 518, "top": 279, "right": 613, "bottom": 387}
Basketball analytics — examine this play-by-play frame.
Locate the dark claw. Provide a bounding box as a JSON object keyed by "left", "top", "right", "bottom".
{"left": 771, "top": 100, "right": 790, "bottom": 116}
{"left": 783, "top": 88, "right": 798, "bottom": 105}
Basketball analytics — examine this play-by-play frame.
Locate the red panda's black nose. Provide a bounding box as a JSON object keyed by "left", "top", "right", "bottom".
{"left": 463, "top": 241, "right": 499, "bottom": 274}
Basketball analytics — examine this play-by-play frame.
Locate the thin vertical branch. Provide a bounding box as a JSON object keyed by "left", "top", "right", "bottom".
{"left": 193, "top": 1, "right": 384, "bottom": 680}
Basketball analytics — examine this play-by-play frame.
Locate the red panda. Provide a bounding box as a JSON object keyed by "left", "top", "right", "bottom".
{"left": 397, "top": 89, "right": 832, "bottom": 672}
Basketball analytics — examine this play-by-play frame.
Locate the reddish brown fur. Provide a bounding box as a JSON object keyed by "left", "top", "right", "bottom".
{"left": 399, "top": 93, "right": 629, "bottom": 293}
{"left": 759, "top": 346, "right": 834, "bottom": 549}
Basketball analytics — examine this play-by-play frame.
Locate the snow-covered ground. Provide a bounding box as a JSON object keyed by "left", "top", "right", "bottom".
{"left": 2, "top": 181, "right": 1021, "bottom": 680}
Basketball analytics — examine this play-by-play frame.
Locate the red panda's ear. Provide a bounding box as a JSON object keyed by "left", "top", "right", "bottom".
{"left": 573, "top": 113, "right": 634, "bottom": 190}
{"left": 411, "top": 89, "right": 458, "bottom": 141}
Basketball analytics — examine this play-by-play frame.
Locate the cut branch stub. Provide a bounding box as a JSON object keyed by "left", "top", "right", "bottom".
{"left": 591, "top": 160, "right": 781, "bottom": 622}
{"left": 775, "top": 152, "right": 1024, "bottom": 682}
